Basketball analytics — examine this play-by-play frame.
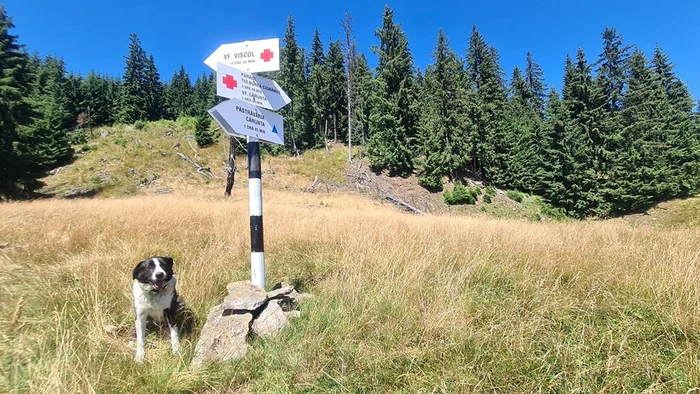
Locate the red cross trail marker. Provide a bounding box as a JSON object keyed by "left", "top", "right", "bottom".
{"left": 222, "top": 74, "right": 237, "bottom": 90}
{"left": 215, "top": 62, "right": 290, "bottom": 111}
{"left": 260, "top": 49, "right": 274, "bottom": 62}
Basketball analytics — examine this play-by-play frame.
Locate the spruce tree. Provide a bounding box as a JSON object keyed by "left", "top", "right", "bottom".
{"left": 194, "top": 113, "right": 214, "bottom": 147}
{"left": 192, "top": 72, "right": 211, "bottom": 115}
{"left": 466, "top": 25, "right": 508, "bottom": 184}
{"left": 350, "top": 54, "right": 372, "bottom": 145}
{"left": 165, "top": 65, "right": 193, "bottom": 119}
{"left": 23, "top": 55, "right": 73, "bottom": 169}
{"left": 550, "top": 50, "right": 607, "bottom": 217}
{"left": 595, "top": 28, "right": 630, "bottom": 113}
{"left": 0, "top": 5, "right": 34, "bottom": 195}
{"left": 341, "top": 12, "right": 358, "bottom": 161}
{"left": 279, "top": 15, "right": 308, "bottom": 154}
{"left": 307, "top": 28, "right": 328, "bottom": 146}
{"left": 118, "top": 33, "right": 148, "bottom": 123}
{"left": 367, "top": 5, "right": 419, "bottom": 176}
{"left": 652, "top": 46, "right": 695, "bottom": 113}
{"left": 606, "top": 49, "right": 700, "bottom": 213}
{"left": 505, "top": 66, "right": 542, "bottom": 192}
{"left": 325, "top": 40, "right": 347, "bottom": 143}
{"left": 144, "top": 54, "right": 164, "bottom": 121}
{"left": 418, "top": 29, "right": 469, "bottom": 190}
{"left": 64, "top": 72, "right": 84, "bottom": 128}
{"left": 524, "top": 52, "right": 546, "bottom": 117}
{"left": 82, "top": 71, "right": 109, "bottom": 126}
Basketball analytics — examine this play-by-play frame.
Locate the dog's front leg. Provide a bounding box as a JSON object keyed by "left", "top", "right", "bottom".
{"left": 165, "top": 309, "right": 181, "bottom": 355}
{"left": 135, "top": 313, "right": 147, "bottom": 362}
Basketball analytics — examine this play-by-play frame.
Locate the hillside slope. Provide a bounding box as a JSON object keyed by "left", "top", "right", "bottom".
{"left": 39, "top": 120, "right": 569, "bottom": 221}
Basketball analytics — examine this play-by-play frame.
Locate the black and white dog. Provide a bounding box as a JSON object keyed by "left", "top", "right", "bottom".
{"left": 132, "top": 256, "right": 182, "bottom": 362}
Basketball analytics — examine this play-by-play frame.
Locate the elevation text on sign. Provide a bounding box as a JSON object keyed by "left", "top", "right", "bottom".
{"left": 216, "top": 62, "right": 290, "bottom": 111}
{"left": 208, "top": 98, "right": 284, "bottom": 146}
{"left": 204, "top": 38, "right": 280, "bottom": 73}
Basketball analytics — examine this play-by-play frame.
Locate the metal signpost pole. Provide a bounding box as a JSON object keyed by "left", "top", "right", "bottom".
{"left": 247, "top": 136, "right": 265, "bottom": 288}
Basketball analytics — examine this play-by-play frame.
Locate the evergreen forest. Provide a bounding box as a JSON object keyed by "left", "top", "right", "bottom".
{"left": 1, "top": 5, "right": 698, "bottom": 218}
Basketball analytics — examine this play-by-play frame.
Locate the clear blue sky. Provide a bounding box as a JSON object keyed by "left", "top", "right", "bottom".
{"left": 4, "top": 0, "right": 699, "bottom": 100}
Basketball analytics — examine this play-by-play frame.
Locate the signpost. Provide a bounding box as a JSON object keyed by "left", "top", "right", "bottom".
{"left": 208, "top": 98, "right": 284, "bottom": 146}
{"left": 205, "top": 37, "right": 285, "bottom": 289}
{"left": 216, "top": 62, "right": 291, "bottom": 111}
{"left": 204, "top": 38, "right": 280, "bottom": 73}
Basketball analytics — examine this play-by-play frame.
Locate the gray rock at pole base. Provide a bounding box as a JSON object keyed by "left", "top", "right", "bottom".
{"left": 267, "top": 285, "right": 294, "bottom": 300}
{"left": 190, "top": 281, "right": 313, "bottom": 368}
{"left": 251, "top": 301, "right": 289, "bottom": 337}
{"left": 223, "top": 281, "right": 268, "bottom": 311}
{"left": 190, "top": 304, "right": 252, "bottom": 368}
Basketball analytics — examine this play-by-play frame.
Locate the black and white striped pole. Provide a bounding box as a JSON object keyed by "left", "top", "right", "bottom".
{"left": 248, "top": 136, "right": 265, "bottom": 288}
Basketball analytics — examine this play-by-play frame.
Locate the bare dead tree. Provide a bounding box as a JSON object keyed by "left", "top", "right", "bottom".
{"left": 224, "top": 136, "right": 236, "bottom": 196}
{"left": 341, "top": 11, "right": 357, "bottom": 163}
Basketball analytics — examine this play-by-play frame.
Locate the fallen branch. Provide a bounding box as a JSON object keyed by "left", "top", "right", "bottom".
{"left": 176, "top": 152, "right": 214, "bottom": 178}
{"left": 383, "top": 193, "right": 425, "bottom": 215}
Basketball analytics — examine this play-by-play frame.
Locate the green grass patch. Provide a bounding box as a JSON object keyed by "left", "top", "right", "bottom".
{"left": 283, "top": 147, "right": 349, "bottom": 184}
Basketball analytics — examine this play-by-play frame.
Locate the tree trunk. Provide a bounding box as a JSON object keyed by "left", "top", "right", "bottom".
{"left": 224, "top": 136, "right": 236, "bottom": 196}
{"left": 333, "top": 114, "right": 337, "bottom": 143}
{"left": 324, "top": 119, "right": 329, "bottom": 156}
{"left": 347, "top": 68, "right": 352, "bottom": 162}
{"left": 290, "top": 103, "right": 298, "bottom": 156}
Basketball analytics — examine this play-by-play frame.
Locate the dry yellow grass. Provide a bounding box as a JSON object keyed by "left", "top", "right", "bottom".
{"left": 1, "top": 187, "right": 700, "bottom": 393}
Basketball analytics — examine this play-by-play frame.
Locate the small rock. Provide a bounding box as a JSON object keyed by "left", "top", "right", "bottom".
{"left": 164, "top": 129, "right": 175, "bottom": 137}
{"left": 103, "top": 324, "right": 119, "bottom": 336}
{"left": 190, "top": 304, "right": 252, "bottom": 368}
{"left": 251, "top": 301, "right": 289, "bottom": 337}
{"left": 224, "top": 281, "right": 268, "bottom": 311}
{"left": 99, "top": 129, "right": 109, "bottom": 137}
{"left": 295, "top": 292, "right": 314, "bottom": 303}
{"left": 267, "top": 285, "right": 294, "bottom": 299}
{"left": 128, "top": 168, "right": 136, "bottom": 176}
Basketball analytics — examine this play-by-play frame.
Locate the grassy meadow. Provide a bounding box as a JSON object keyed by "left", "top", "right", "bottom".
{"left": 2, "top": 122, "right": 700, "bottom": 393}
{"left": 2, "top": 189, "right": 700, "bottom": 393}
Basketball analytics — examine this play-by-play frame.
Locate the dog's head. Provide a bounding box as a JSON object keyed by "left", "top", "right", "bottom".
{"left": 132, "top": 256, "right": 175, "bottom": 291}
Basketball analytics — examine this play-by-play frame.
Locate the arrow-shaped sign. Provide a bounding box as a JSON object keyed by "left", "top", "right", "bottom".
{"left": 208, "top": 98, "right": 284, "bottom": 146}
{"left": 216, "top": 62, "right": 291, "bottom": 111}
{"left": 204, "top": 38, "right": 280, "bottom": 73}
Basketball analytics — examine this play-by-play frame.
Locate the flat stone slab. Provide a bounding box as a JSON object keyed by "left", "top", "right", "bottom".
{"left": 223, "top": 281, "right": 268, "bottom": 311}
{"left": 251, "top": 301, "right": 289, "bottom": 337}
{"left": 190, "top": 304, "right": 252, "bottom": 368}
{"left": 267, "top": 285, "right": 294, "bottom": 299}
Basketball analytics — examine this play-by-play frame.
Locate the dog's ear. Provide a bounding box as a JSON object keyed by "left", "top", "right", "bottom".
{"left": 160, "top": 256, "right": 174, "bottom": 269}
{"left": 132, "top": 260, "right": 146, "bottom": 280}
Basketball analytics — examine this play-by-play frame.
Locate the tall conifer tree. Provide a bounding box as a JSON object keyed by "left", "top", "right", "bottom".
{"left": 418, "top": 29, "right": 469, "bottom": 189}
{"left": 118, "top": 33, "right": 148, "bottom": 123}
{"left": 0, "top": 6, "right": 35, "bottom": 195}
{"left": 367, "top": 6, "right": 419, "bottom": 175}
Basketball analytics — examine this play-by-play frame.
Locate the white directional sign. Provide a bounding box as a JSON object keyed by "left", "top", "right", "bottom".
{"left": 216, "top": 62, "right": 291, "bottom": 111}
{"left": 204, "top": 38, "right": 280, "bottom": 73}
{"left": 208, "top": 98, "right": 284, "bottom": 145}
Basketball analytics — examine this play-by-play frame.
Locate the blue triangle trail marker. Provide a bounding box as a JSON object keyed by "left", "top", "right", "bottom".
{"left": 271, "top": 125, "right": 278, "bottom": 134}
